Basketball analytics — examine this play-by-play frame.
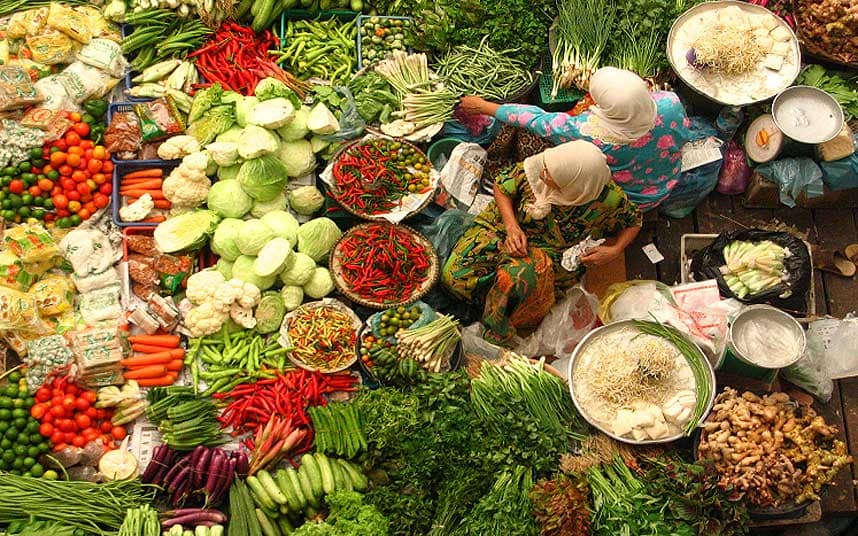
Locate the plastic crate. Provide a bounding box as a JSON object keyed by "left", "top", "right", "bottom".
{"left": 356, "top": 15, "right": 412, "bottom": 69}
{"left": 108, "top": 103, "right": 182, "bottom": 166}
{"left": 536, "top": 53, "right": 584, "bottom": 112}
{"left": 279, "top": 9, "right": 358, "bottom": 44}
{"left": 112, "top": 161, "right": 179, "bottom": 228}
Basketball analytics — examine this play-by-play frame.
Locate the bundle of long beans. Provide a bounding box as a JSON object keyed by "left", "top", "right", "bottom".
{"left": 376, "top": 51, "right": 457, "bottom": 127}
{"left": 147, "top": 386, "right": 226, "bottom": 450}
{"left": 435, "top": 38, "right": 534, "bottom": 101}
{"left": 552, "top": 0, "right": 617, "bottom": 94}
{"left": 633, "top": 320, "right": 712, "bottom": 435}
{"left": 122, "top": 9, "right": 213, "bottom": 72}
{"left": 0, "top": 475, "right": 156, "bottom": 533}
{"left": 118, "top": 504, "right": 160, "bottom": 536}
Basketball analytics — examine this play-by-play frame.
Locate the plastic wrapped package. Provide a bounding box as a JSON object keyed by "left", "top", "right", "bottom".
{"left": 825, "top": 314, "right": 858, "bottom": 380}
{"left": 0, "top": 285, "right": 49, "bottom": 331}
{"left": 782, "top": 331, "right": 833, "bottom": 402}
{"left": 0, "top": 250, "right": 38, "bottom": 291}
{"left": 28, "top": 274, "right": 75, "bottom": 316}
{"left": 716, "top": 140, "right": 751, "bottom": 195}
{"left": 598, "top": 280, "right": 676, "bottom": 323}
{"left": 78, "top": 284, "right": 122, "bottom": 324}
{"left": 0, "top": 66, "right": 44, "bottom": 111}
{"left": 75, "top": 38, "right": 126, "bottom": 77}
{"left": 319, "top": 87, "right": 366, "bottom": 142}
{"left": 514, "top": 285, "right": 599, "bottom": 359}
{"left": 6, "top": 8, "right": 49, "bottom": 39}
{"left": 3, "top": 222, "right": 59, "bottom": 264}
{"left": 24, "top": 334, "right": 74, "bottom": 391}
{"left": 26, "top": 29, "right": 79, "bottom": 65}
{"left": 46, "top": 3, "right": 93, "bottom": 43}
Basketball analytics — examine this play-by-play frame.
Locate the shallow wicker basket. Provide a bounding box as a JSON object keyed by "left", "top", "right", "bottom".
{"left": 328, "top": 138, "right": 437, "bottom": 222}
{"left": 329, "top": 222, "right": 440, "bottom": 309}
{"left": 279, "top": 299, "right": 362, "bottom": 374}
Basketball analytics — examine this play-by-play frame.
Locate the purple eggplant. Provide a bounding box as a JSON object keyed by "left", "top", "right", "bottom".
{"left": 209, "top": 458, "right": 236, "bottom": 507}
{"left": 171, "top": 476, "right": 191, "bottom": 507}
{"left": 161, "top": 510, "right": 228, "bottom": 527}
{"left": 164, "top": 458, "right": 191, "bottom": 494}
{"left": 153, "top": 448, "right": 180, "bottom": 487}
{"left": 142, "top": 445, "right": 167, "bottom": 483}
{"left": 193, "top": 447, "right": 214, "bottom": 490}
{"left": 232, "top": 450, "right": 249, "bottom": 477}
{"left": 204, "top": 450, "right": 227, "bottom": 503}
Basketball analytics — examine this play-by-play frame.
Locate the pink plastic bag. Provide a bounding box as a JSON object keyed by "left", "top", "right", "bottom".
{"left": 716, "top": 140, "right": 752, "bottom": 195}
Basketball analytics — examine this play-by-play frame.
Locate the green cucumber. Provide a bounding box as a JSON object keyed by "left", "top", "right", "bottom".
{"left": 257, "top": 470, "right": 289, "bottom": 506}
{"left": 300, "top": 454, "right": 324, "bottom": 499}
{"left": 339, "top": 460, "right": 368, "bottom": 491}
{"left": 314, "top": 452, "right": 336, "bottom": 495}
{"left": 276, "top": 517, "right": 294, "bottom": 535}
{"left": 296, "top": 463, "right": 320, "bottom": 508}
{"left": 285, "top": 468, "right": 308, "bottom": 509}
{"left": 330, "top": 460, "right": 348, "bottom": 491}
{"left": 333, "top": 460, "right": 354, "bottom": 491}
{"left": 255, "top": 508, "right": 283, "bottom": 536}
{"left": 246, "top": 475, "right": 278, "bottom": 512}
{"left": 274, "top": 469, "right": 301, "bottom": 512}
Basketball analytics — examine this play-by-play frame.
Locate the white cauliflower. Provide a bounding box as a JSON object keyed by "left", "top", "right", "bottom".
{"left": 229, "top": 302, "right": 257, "bottom": 329}
{"left": 225, "top": 278, "right": 261, "bottom": 308}
{"left": 162, "top": 151, "right": 212, "bottom": 209}
{"left": 185, "top": 270, "right": 226, "bottom": 305}
{"left": 157, "top": 135, "right": 201, "bottom": 160}
{"left": 185, "top": 302, "right": 229, "bottom": 337}
{"left": 118, "top": 194, "right": 154, "bottom": 222}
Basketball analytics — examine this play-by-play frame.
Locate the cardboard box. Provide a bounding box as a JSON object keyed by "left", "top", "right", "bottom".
{"left": 742, "top": 173, "right": 858, "bottom": 208}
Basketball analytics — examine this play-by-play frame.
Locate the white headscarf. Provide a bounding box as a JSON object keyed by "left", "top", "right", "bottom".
{"left": 587, "top": 67, "right": 657, "bottom": 144}
{"left": 522, "top": 140, "right": 612, "bottom": 220}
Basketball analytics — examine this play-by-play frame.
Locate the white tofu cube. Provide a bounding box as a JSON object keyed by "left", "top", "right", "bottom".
{"left": 764, "top": 54, "right": 784, "bottom": 71}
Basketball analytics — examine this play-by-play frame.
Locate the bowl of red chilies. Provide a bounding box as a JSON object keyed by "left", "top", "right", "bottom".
{"left": 328, "top": 137, "right": 437, "bottom": 220}
{"left": 330, "top": 222, "right": 439, "bottom": 309}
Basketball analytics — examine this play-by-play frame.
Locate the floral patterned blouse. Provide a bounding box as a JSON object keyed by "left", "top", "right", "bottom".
{"left": 496, "top": 92, "right": 692, "bottom": 211}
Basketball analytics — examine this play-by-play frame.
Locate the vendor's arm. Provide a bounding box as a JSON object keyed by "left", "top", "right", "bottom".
{"left": 493, "top": 183, "right": 528, "bottom": 258}
{"left": 459, "top": 96, "right": 578, "bottom": 145}
{"left": 580, "top": 226, "right": 641, "bottom": 267}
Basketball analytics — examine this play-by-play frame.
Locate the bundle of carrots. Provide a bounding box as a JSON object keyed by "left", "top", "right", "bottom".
{"left": 119, "top": 167, "right": 171, "bottom": 223}
{"left": 121, "top": 334, "right": 185, "bottom": 387}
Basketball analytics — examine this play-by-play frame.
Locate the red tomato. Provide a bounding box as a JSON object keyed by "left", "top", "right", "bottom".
{"left": 91, "top": 172, "right": 106, "bottom": 185}
{"left": 49, "top": 431, "right": 64, "bottom": 445}
{"left": 71, "top": 170, "right": 87, "bottom": 183}
{"left": 35, "top": 387, "right": 51, "bottom": 402}
{"left": 82, "top": 391, "right": 97, "bottom": 403}
{"left": 71, "top": 436, "right": 86, "bottom": 448}
{"left": 80, "top": 140, "right": 94, "bottom": 150}
{"left": 74, "top": 414, "right": 91, "bottom": 429}
{"left": 98, "top": 182, "right": 112, "bottom": 195}
{"left": 37, "top": 178, "right": 53, "bottom": 191}
{"left": 66, "top": 154, "right": 82, "bottom": 168}
{"left": 73, "top": 122, "right": 90, "bottom": 136}
{"left": 50, "top": 186, "right": 62, "bottom": 196}
{"left": 50, "top": 394, "right": 63, "bottom": 406}
{"left": 52, "top": 443, "right": 68, "bottom": 453}
{"left": 99, "top": 434, "right": 112, "bottom": 446}
{"left": 83, "top": 201, "right": 95, "bottom": 213}
{"left": 86, "top": 159, "right": 102, "bottom": 174}
{"left": 30, "top": 404, "right": 47, "bottom": 420}
{"left": 93, "top": 193, "right": 109, "bottom": 209}
{"left": 28, "top": 185, "right": 42, "bottom": 197}
{"left": 74, "top": 397, "right": 90, "bottom": 411}
{"left": 8, "top": 180, "right": 24, "bottom": 194}
{"left": 52, "top": 194, "right": 68, "bottom": 210}
{"left": 69, "top": 112, "right": 81, "bottom": 122}
{"left": 58, "top": 419, "right": 77, "bottom": 433}
{"left": 64, "top": 383, "right": 79, "bottom": 396}
{"left": 83, "top": 428, "right": 99, "bottom": 442}
{"left": 111, "top": 426, "right": 127, "bottom": 440}
{"left": 101, "top": 161, "right": 114, "bottom": 173}
{"left": 41, "top": 412, "right": 54, "bottom": 424}
{"left": 39, "top": 422, "right": 54, "bottom": 437}
{"left": 66, "top": 190, "right": 81, "bottom": 201}
{"left": 76, "top": 182, "right": 91, "bottom": 196}
{"left": 62, "top": 395, "right": 76, "bottom": 410}
{"left": 65, "top": 131, "right": 81, "bottom": 147}
{"left": 60, "top": 178, "right": 75, "bottom": 191}
{"left": 77, "top": 208, "right": 92, "bottom": 220}
{"left": 58, "top": 164, "right": 73, "bottom": 176}
{"left": 84, "top": 408, "right": 97, "bottom": 420}
{"left": 49, "top": 405, "right": 66, "bottom": 418}
{"left": 52, "top": 139, "right": 68, "bottom": 151}
{"left": 100, "top": 421, "right": 113, "bottom": 433}
{"left": 63, "top": 432, "right": 76, "bottom": 444}
{"left": 67, "top": 146, "right": 84, "bottom": 156}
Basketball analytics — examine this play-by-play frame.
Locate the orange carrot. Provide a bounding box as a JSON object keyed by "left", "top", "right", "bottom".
{"left": 122, "top": 169, "right": 164, "bottom": 180}
{"left": 153, "top": 200, "right": 172, "bottom": 209}
{"left": 165, "top": 359, "right": 184, "bottom": 372}
{"left": 121, "top": 179, "right": 163, "bottom": 190}
{"left": 121, "top": 351, "right": 179, "bottom": 367}
{"left": 132, "top": 343, "right": 176, "bottom": 354}
{"left": 128, "top": 334, "right": 181, "bottom": 347}
{"left": 135, "top": 375, "right": 176, "bottom": 387}
{"left": 142, "top": 215, "right": 167, "bottom": 223}
{"left": 120, "top": 190, "right": 166, "bottom": 200}
{"left": 123, "top": 365, "right": 168, "bottom": 379}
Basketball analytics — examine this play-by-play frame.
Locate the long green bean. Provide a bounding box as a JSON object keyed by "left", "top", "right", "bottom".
{"left": 435, "top": 37, "right": 534, "bottom": 101}
{"left": 0, "top": 474, "right": 156, "bottom": 534}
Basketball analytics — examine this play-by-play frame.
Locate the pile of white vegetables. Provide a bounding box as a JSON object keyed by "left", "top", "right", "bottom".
{"left": 103, "top": 0, "right": 215, "bottom": 20}
{"left": 720, "top": 240, "right": 788, "bottom": 298}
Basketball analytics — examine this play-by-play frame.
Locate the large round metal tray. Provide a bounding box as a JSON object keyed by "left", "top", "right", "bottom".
{"left": 667, "top": 0, "right": 802, "bottom": 106}
{"left": 329, "top": 222, "right": 439, "bottom": 310}
{"left": 567, "top": 319, "right": 717, "bottom": 445}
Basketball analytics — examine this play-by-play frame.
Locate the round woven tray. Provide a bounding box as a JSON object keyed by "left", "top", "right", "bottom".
{"left": 794, "top": 17, "right": 856, "bottom": 70}
{"left": 280, "top": 299, "right": 362, "bottom": 374}
{"left": 328, "top": 138, "right": 437, "bottom": 222}
{"left": 329, "top": 222, "right": 440, "bottom": 310}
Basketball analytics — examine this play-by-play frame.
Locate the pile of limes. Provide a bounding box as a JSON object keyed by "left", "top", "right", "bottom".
{"left": 377, "top": 305, "right": 422, "bottom": 337}
{"left": 0, "top": 370, "right": 55, "bottom": 478}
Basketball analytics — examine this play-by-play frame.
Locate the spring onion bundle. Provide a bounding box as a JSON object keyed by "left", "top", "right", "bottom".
{"left": 376, "top": 52, "right": 457, "bottom": 127}
{"left": 435, "top": 38, "right": 534, "bottom": 101}
{"left": 553, "top": 0, "right": 617, "bottom": 94}
{"left": 0, "top": 474, "right": 156, "bottom": 533}
{"left": 633, "top": 320, "right": 712, "bottom": 435}
{"left": 612, "top": 28, "right": 662, "bottom": 81}
{"left": 396, "top": 315, "right": 461, "bottom": 372}
{"left": 470, "top": 354, "right": 584, "bottom": 439}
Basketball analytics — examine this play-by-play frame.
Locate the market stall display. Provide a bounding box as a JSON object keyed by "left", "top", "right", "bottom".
{"left": 0, "top": 0, "right": 855, "bottom": 534}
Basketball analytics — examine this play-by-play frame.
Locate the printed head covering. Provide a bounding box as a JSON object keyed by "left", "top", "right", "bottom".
{"left": 522, "top": 140, "right": 612, "bottom": 219}
{"left": 587, "top": 67, "right": 657, "bottom": 144}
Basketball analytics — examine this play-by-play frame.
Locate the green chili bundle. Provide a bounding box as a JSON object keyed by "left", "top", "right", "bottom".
{"left": 435, "top": 38, "right": 534, "bottom": 101}
{"left": 0, "top": 474, "right": 156, "bottom": 533}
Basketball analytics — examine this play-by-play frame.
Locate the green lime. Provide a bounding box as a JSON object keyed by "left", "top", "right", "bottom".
{"left": 29, "top": 433, "right": 41, "bottom": 445}
{"left": 32, "top": 196, "right": 44, "bottom": 207}
{"left": 0, "top": 422, "right": 8, "bottom": 434}
{"left": 28, "top": 148, "right": 41, "bottom": 159}
{"left": 4, "top": 427, "right": 16, "bottom": 439}
{"left": 26, "top": 420, "right": 40, "bottom": 434}
{"left": 1, "top": 451, "right": 14, "bottom": 464}
{"left": 49, "top": 146, "right": 60, "bottom": 154}
{"left": 42, "top": 469, "right": 58, "bottom": 480}
{"left": 17, "top": 207, "right": 30, "bottom": 218}
{"left": 17, "top": 162, "right": 30, "bottom": 173}
{"left": 1, "top": 199, "right": 10, "bottom": 209}
{"left": 22, "top": 456, "right": 35, "bottom": 468}
{"left": 22, "top": 471, "right": 32, "bottom": 478}
{"left": 8, "top": 196, "right": 20, "bottom": 209}
{"left": 0, "top": 408, "right": 11, "bottom": 420}
{"left": 23, "top": 396, "right": 34, "bottom": 407}
{"left": 0, "top": 396, "right": 12, "bottom": 408}
{"left": 0, "top": 438, "right": 11, "bottom": 450}
{"left": 0, "top": 459, "right": 7, "bottom": 471}
{"left": 46, "top": 170, "right": 59, "bottom": 180}
{"left": 4, "top": 386, "right": 18, "bottom": 398}
{"left": 6, "top": 371, "right": 20, "bottom": 383}
{"left": 4, "top": 166, "right": 17, "bottom": 176}
{"left": 32, "top": 158, "right": 45, "bottom": 169}
{"left": 43, "top": 198, "right": 53, "bottom": 209}
{"left": 30, "top": 463, "right": 44, "bottom": 477}
{"left": 12, "top": 417, "right": 27, "bottom": 430}
{"left": 11, "top": 408, "right": 26, "bottom": 419}
{"left": 70, "top": 214, "right": 82, "bottom": 226}
{"left": 38, "top": 441, "right": 49, "bottom": 452}
{"left": 21, "top": 173, "right": 34, "bottom": 183}
{"left": 20, "top": 194, "right": 32, "bottom": 205}
{"left": 27, "top": 446, "right": 40, "bottom": 458}
{"left": 2, "top": 209, "right": 15, "bottom": 221}
{"left": 13, "top": 445, "right": 26, "bottom": 457}
{"left": 56, "top": 217, "right": 69, "bottom": 228}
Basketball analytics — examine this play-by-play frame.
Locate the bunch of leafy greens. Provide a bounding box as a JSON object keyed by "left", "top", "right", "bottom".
{"left": 531, "top": 475, "right": 592, "bottom": 536}
{"left": 348, "top": 72, "right": 400, "bottom": 125}
{"left": 797, "top": 65, "right": 858, "bottom": 120}
{"left": 407, "top": 0, "right": 556, "bottom": 68}
{"left": 292, "top": 490, "right": 389, "bottom": 536}
{"left": 353, "top": 370, "right": 581, "bottom": 536}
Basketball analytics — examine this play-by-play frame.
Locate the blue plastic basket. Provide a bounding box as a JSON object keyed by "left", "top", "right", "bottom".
{"left": 356, "top": 15, "right": 413, "bottom": 69}
{"left": 279, "top": 10, "right": 359, "bottom": 81}
{"left": 107, "top": 103, "right": 181, "bottom": 167}
{"left": 112, "top": 161, "right": 179, "bottom": 228}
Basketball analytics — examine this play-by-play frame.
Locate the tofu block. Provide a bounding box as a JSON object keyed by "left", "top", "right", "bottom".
{"left": 764, "top": 54, "right": 784, "bottom": 70}
{"left": 756, "top": 36, "right": 774, "bottom": 50}
{"left": 613, "top": 409, "right": 636, "bottom": 437}
{"left": 771, "top": 41, "right": 791, "bottom": 55}
{"left": 761, "top": 14, "right": 780, "bottom": 31}
{"left": 770, "top": 25, "right": 792, "bottom": 42}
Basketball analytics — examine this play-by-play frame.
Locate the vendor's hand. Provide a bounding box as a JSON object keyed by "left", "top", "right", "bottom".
{"left": 580, "top": 245, "right": 621, "bottom": 267}
{"left": 503, "top": 225, "right": 528, "bottom": 257}
{"left": 459, "top": 95, "right": 489, "bottom": 115}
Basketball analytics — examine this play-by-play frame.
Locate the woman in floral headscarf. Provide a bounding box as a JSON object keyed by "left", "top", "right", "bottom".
{"left": 442, "top": 140, "right": 641, "bottom": 345}
{"left": 459, "top": 67, "right": 691, "bottom": 211}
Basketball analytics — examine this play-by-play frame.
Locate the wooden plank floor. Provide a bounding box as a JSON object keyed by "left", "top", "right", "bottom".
{"left": 626, "top": 193, "right": 858, "bottom": 517}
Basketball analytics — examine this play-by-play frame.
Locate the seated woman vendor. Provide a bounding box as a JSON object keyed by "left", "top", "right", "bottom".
{"left": 442, "top": 139, "right": 642, "bottom": 345}
{"left": 459, "top": 67, "right": 691, "bottom": 211}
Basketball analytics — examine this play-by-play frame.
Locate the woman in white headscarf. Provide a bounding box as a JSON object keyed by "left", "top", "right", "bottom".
{"left": 459, "top": 67, "right": 691, "bottom": 211}
{"left": 442, "top": 140, "right": 642, "bottom": 345}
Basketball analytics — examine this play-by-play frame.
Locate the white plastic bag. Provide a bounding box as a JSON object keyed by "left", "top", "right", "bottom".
{"left": 514, "top": 286, "right": 599, "bottom": 359}
{"left": 824, "top": 314, "right": 858, "bottom": 379}
{"left": 782, "top": 323, "right": 833, "bottom": 402}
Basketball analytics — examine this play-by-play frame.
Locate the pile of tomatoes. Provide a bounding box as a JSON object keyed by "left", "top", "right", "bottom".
{"left": 30, "top": 375, "right": 126, "bottom": 453}
{"left": 0, "top": 112, "right": 113, "bottom": 228}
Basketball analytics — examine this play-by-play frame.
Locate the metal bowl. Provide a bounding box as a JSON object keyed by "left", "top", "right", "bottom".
{"left": 666, "top": 0, "right": 801, "bottom": 106}
{"left": 728, "top": 304, "right": 807, "bottom": 369}
{"left": 772, "top": 85, "right": 845, "bottom": 144}
{"left": 567, "top": 319, "right": 717, "bottom": 445}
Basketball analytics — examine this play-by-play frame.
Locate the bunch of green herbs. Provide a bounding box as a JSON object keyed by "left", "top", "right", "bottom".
{"left": 798, "top": 65, "right": 858, "bottom": 120}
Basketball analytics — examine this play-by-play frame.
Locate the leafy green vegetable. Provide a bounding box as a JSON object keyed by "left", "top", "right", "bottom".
{"left": 797, "top": 65, "right": 858, "bottom": 120}
{"left": 255, "top": 291, "right": 286, "bottom": 334}
{"left": 187, "top": 104, "right": 235, "bottom": 146}
{"left": 207, "top": 180, "right": 253, "bottom": 218}
{"left": 154, "top": 209, "right": 221, "bottom": 253}
{"left": 255, "top": 77, "right": 302, "bottom": 109}
{"left": 297, "top": 218, "right": 343, "bottom": 262}
{"left": 291, "top": 491, "right": 389, "bottom": 536}
{"left": 189, "top": 83, "right": 224, "bottom": 123}
{"left": 211, "top": 218, "right": 245, "bottom": 261}
{"left": 289, "top": 185, "right": 325, "bottom": 216}
{"left": 237, "top": 155, "right": 289, "bottom": 202}
{"left": 348, "top": 72, "right": 401, "bottom": 124}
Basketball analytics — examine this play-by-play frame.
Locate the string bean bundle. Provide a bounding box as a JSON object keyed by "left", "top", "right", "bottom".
{"left": 435, "top": 38, "right": 534, "bottom": 101}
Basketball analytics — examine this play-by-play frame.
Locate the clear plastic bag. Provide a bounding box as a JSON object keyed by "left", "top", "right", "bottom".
{"left": 716, "top": 140, "right": 751, "bottom": 195}
{"left": 415, "top": 209, "right": 474, "bottom": 266}
{"left": 320, "top": 86, "right": 366, "bottom": 142}
{"left": 754, "top": 157, "right": 824, "bottom": 208}
{"left": 826, "top": 314, "right": 858, "bottom": 379}
{"left": 514, "top": 285, "right": 599, "bottom": 358}
{"left": 782, "top": 330, "right": 833, "bottom": 402}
